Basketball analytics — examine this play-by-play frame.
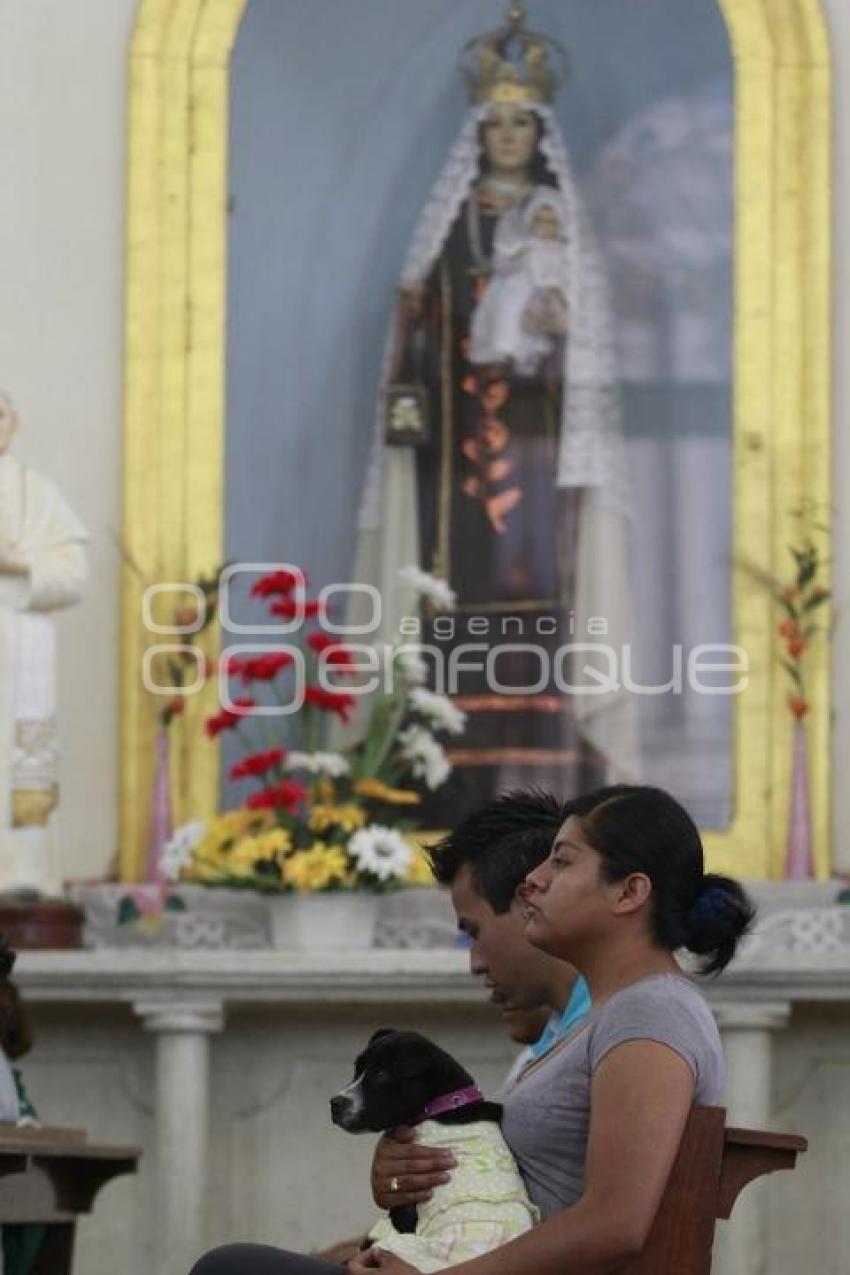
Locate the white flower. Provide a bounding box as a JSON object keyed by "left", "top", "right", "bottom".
{"left": 397, "top": 724, "right": 452, "bottom": 790}
{"left": 397, "top": 565, "right": 456, "bottom": 611}
{"left": 348, "top": 825, "right": 413, "bottom": 883}
{"left": 393, "top": 645, "right": 429, "bottom": 686}
{"left": 284, "top": 751, "right": 350, "bottom": 777}
{"left": 160, "top": 820, "right": 206, "bottom": 881}
{"left": 409, "top": 687, "right": 466, "bottom": 736}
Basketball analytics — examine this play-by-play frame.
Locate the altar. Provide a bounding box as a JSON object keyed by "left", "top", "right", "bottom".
{"left": 14, "top": 885, "right": 850, "bottom": 1275}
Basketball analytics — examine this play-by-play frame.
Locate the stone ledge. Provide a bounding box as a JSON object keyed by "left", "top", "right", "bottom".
{"left": 12, "top": 943, "right": 850, "bottom": 1007}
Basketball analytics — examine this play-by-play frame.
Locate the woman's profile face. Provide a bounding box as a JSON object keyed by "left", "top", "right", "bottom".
{"left": 481, "top": 102, "right": 540, "bottom": 175}
{"left": 521, "top": 815, "right": 613, "bottom": 956}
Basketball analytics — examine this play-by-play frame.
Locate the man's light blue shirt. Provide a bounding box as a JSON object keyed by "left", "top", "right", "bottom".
{"left": 529, "top": 976, "right": 591, "bottom": 1058}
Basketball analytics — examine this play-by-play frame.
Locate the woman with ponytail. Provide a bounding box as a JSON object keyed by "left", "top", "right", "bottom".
{"left": 342, "top": 786, "right": 754, "bottom": 1275}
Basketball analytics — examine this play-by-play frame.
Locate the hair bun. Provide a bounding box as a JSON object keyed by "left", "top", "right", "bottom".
{"left": 683, "top": 874, "right": 756, "bottom": 975}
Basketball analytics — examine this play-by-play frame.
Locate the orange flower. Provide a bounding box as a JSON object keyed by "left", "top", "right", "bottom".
{"left": 175, "top": 605, "right": 200, "bottom": 629}
{"left": 482, "top": 381, "right": 510, "bottom": 412}
{"left": 778, "top": 620, "right": 798, "bottom": 639}
{"left": 782, "top": 585, "right": 798, "bottom": 603}
{"left": 788, "top": 695, "right": 809, "bottom": 719}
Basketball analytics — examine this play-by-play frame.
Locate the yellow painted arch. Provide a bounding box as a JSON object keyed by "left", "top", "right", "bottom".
{"left": 121, "top": 0, "right": 831, "bottom": 880}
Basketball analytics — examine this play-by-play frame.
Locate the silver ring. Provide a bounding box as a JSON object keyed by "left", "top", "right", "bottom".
{"left": 390, "top": 1175, "right": 400, "bottom": 1194}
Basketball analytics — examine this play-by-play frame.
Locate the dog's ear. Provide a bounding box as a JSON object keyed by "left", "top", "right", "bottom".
{"left": 367, "top": 1028, "right": 396, "bottom": 1047}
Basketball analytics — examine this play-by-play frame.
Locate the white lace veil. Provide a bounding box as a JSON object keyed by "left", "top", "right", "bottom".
{"left": 357, "top": 102, "right": 630, "bottom": 532}
{"left": 352, "top": 100, "right": 639, "bottom": 781}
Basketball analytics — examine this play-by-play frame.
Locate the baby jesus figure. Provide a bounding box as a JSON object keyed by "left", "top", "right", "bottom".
{"left": 469, "top": 190, "right": 569, "bottom": 376}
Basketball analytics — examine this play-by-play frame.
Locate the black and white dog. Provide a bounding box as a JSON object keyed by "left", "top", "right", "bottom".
{"left": 330, "top": 1029, "right": 537, "bottom": 1270}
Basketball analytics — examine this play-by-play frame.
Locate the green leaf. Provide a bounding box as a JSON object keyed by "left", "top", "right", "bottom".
{"left": 164, "top": 894, "right": 188, "bottom": 913}
{"left": 779, "top": 658, "right": 802, "bottom": 687}
{"left": 117, "top": 897, "right": 142, "bottom": 925}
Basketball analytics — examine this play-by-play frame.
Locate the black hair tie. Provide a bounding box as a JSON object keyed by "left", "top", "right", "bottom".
{"left": 688, "top": 884, "right": 730, "bottom": 926}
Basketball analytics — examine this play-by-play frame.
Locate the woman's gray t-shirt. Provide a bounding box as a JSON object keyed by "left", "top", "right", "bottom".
{"left": 496, "top": 973, "right": 725, "bottom": 1219}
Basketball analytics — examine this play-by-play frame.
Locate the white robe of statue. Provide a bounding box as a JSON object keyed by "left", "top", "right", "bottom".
{"left": 0, "top": 395, "right": 88, "bottom": 895}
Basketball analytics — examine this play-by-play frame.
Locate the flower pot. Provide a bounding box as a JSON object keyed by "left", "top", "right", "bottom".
{"left": 268, "top": 891, "right": 380, "bottom": 950}
{"left": 145, "top": 729, "right": 173, "bottom": 883}
{"left": 784, "top": 719, "right": 814, "bottom": 879}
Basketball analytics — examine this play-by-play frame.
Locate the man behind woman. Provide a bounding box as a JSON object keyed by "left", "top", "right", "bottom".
{"left": 190, "top": 783, "right": 755, "bottom": 1275}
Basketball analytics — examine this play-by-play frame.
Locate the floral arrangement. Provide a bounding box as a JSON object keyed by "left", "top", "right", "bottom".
{"left": 162, "top": 566, "right": 463, "bottom": 894}
{"left": 742, "top": 505, "right": 831, "bottom": 721}
{"left": 770, "top": 508, "right": 830, "bottom": 721}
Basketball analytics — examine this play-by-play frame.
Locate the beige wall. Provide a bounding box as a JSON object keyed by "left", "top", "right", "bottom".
{"left": 0, "top": 0, "right": 846, "bottom": 882}
{"left": 0, "top": 0, "right": 137, "bottom": 881}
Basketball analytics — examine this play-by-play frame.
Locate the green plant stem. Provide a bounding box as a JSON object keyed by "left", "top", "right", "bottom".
{"left": 359, "top": 689, "right": 410, "bottom": 780}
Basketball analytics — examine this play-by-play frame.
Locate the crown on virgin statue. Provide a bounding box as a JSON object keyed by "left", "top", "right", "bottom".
{"left": 460, "top": 3, "right": 569, "bottom": 106}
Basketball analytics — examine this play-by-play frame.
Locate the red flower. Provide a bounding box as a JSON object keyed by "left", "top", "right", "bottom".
{"left": 789, "top": 695, "right": 809, "bottom": 719}
{"left": 245, "top": 780, "right": 308, "bottom": 813}
{"left": 228, "top": 651, "right": 295, "bottom": 683}
{"left": 230, "top": 748, "right": 285, "bottom": 781}
{"left": 205, "top": 698, "right": 256, "bottom": 738}
{"left": 269, "top": 597, "right": 326, "bottom": 620}
{"left": 778, "top": 620, "right": 798, "bottom": 640}
{"left": 782, "top": 585, "right": 798, "bottom": 603}
{"left": 787, "top": 636, "right": 806, "bottom": 659}
{"left": 251, "top": 569, "right": 307, "bottom": 598}
{"left": 307, "top": 631, "right": 357, "bottom": 674}
{"left": 304, "top": 685, "right": 356, "bottom": 723}
{"left": 168, "top": 696, "right": 185, "bottom": 717}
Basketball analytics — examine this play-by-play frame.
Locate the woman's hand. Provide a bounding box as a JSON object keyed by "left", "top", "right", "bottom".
{"left": 371, "top": 1126, "right": 456, "bottom": 1210}
{"left": 347, "top": 1247, "right": 424, "bottom": 1275}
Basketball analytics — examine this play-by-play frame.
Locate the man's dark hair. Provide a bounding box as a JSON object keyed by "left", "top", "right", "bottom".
{"left": 426, "top": 788, "right": 566, "bottom": 914}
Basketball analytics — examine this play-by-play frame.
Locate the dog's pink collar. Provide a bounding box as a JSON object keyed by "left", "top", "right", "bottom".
{"left": 416, "top": 1085, "right": 484, "bottom": 1122}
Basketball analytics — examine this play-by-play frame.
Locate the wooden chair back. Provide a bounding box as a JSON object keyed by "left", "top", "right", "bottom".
{"left": 620, "top": 1105, "right": 806, "bottom": 1274}
{"left": 0, "top": 1124, "right": 141, "bottom": 1274}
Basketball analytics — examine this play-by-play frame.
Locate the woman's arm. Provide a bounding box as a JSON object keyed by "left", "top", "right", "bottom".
{"left": 351, "top": 1040, "right": 694, "bottom": 1275}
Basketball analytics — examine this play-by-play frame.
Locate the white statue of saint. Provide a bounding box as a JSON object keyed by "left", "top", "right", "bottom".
{"left": 0, "top": 391, "right": 88, "bottom": 895}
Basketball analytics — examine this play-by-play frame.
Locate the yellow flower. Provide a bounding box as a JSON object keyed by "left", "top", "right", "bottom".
{"left": 308, "top": 803, "right": 366, "bottom": 834}
{"left": 282, "top": 844, "right": 351, "bottom": 894}
{"left": 138, "top": 912, "right": 165, "bottom": 935}
{"left": 315, "top": 777, "right": 336, "bottom": 804}
{"left": 354, "top": 778, "right": 422, "bottom": 806}
{"left": 256, "top": 827, "right": 293, "bottom": 861}
{"left": 405, "top": 848, "right": 436, "bottom": 886}
{"left": 227, "top": 836, "right": 267, "bottom": 875}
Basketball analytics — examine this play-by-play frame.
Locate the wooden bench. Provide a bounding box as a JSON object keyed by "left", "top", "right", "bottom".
{"left": 621, "top": 1105, "right": 807, "bottom": 1273}
{"left": 0, "top": 1124, "right": 141, "bottom": 1274}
